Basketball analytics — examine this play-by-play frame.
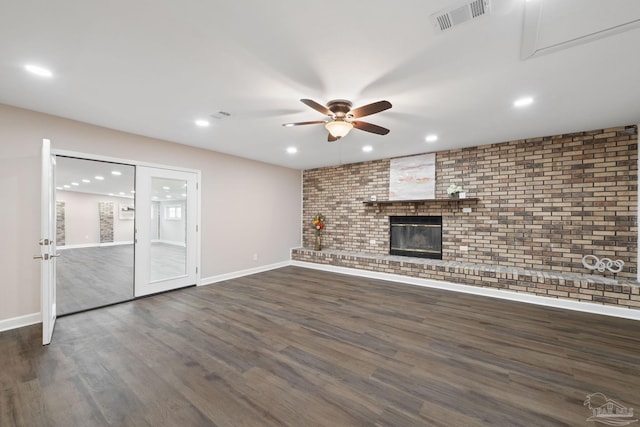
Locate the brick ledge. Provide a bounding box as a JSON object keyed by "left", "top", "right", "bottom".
{"left": 291, "top": 247, "right": 640, "bottom": 309}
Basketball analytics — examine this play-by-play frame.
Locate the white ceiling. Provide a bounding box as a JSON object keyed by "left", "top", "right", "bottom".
{"left": 56, "top": 156, "right": 135, "bottom": 198}
{"left": 56, "top": 156, "right": 187, "bottom": 201}
{"left": 1, "top": 0, "right": 639, "bottom": 170}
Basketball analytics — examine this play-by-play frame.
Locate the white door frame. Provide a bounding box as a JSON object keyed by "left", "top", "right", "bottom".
{"left": 45, "top": 148, "right": 201, "bottom": 315}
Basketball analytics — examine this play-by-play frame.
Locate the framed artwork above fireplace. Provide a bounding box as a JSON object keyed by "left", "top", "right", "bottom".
{"left": 389, "top": 153, "right": 436, "bottom": 200}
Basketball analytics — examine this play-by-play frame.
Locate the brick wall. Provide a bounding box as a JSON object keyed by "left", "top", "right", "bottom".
{"left": 56, "top": 201, "right": 65, "bottom": 246}
{"left": 302, "top": 125, "right": 638, "bottom": 281}
{"left": 99, "top": 201, "right": 114, "bottom": 243}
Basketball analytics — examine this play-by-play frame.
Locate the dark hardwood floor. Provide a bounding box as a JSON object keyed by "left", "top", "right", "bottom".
{"left": 2, "top": 266, "right": 639, "bottom": 426}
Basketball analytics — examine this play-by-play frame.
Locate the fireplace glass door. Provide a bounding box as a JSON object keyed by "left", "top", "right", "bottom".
{"left": 389, "top": 216, "right": 442, "bottom": 259}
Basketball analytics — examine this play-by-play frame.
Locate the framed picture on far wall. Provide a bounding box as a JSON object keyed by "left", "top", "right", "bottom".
{"left": 119, "top": 203, "right": 135, "bottom": 220}
{"left": 389, "top": 153, "right": 436, "bottom": 200}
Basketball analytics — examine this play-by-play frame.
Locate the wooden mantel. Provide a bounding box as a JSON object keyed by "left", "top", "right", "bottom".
{"left": 363, "top": 197, "right": 479, "bottom": 213}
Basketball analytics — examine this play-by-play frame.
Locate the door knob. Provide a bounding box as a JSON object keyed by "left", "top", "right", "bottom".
{"left": 32, "top": 253, "right": 60, "bottom": 260}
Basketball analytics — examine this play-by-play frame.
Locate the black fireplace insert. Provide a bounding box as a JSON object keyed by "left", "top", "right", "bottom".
{"left": 389, "top": 216, "right": 442, "bottom": 259}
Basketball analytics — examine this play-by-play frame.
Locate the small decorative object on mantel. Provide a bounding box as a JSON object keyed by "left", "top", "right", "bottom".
{"left": 447, "top": 184, "right": 463, "bottom": 199}
{"left": 312, "top": 213, "right": 325, "bottom": 251}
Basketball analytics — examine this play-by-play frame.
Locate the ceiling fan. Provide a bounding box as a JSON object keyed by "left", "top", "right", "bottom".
{"left": 283, "top": 99, "right": 392, "bottom": 142}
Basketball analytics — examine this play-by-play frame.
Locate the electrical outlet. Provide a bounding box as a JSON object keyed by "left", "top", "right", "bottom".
{"left": 252, "top": 253, "right": 258, "bottom": 261}
{"left": 460, "top": 245, "right": 469, "bottom": 251}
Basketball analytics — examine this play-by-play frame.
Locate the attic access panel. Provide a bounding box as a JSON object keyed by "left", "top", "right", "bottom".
{"left": 521, "top": 0, "right": 640, "bottom": 59}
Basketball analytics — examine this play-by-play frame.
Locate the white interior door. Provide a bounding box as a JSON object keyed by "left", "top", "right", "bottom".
{"left": 135, "top": 166, "right": 198, "bottom": 297}
{"left": 38, "top": 139, "right": 58, "bottom": 345}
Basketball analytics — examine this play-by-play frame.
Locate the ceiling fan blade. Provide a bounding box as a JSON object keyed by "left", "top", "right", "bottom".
{"left": 350, "top": 100, "right": 392, "bottom": 118}
{"left": 328, "top": 133, "right": 341, "bottom": 142}
{"left": 300, "top": 99, "right": 331, "bottom": 116}
{"left": 282, "top": 120, "right": 327, "bottom": 127}
{"left": 352, "top": 120, "right": 390, "bottom": 135}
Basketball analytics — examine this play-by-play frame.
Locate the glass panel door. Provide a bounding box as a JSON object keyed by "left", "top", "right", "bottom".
{"left": 135, "top": 167, "right": 197, "bottom": 297}
{"left": 150, "top": 177, "right": 187, "bottom": 282}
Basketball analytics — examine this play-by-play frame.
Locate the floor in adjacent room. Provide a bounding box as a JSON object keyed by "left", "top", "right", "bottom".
{"left": 1, "top": 266, "right": 639, "bottom": 426}
{"left": 56, "top": 243, "right": 186, "bottom": 315}
{"left": 56, "top": 245, "right": 134, "bottom": 315}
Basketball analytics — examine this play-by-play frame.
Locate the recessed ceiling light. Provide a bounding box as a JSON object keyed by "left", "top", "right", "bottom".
{"left": 119, "top": 192, "right": 125, "bottom": 195}
{"left": 71, "top": 182, "right": 79, "bottom": 186}
{"left": 181, "top": 193, "right": 187, "bottom": 197}
{"left": 108, "top": 193, "right": 114, "bottom": 196}
{"left": 25, "top": 64, "right": 53, "bottom": 78}
{"left": 286, "top": 147, "right": 297, "bottom": 154}
{"left": 514, "top": 96, "right": 534, "bottom": 107}
{"left": 95, "top": 176, "right": 104, "bottom": 180}
{"left": 82, "top": 179, "right": 90, "bottom": 183}
{"left": 362, "top": 145, "right": 373, "bottom": 152}
{"left": 111, "top": 170, "right": 122, "bottom": 176}
{"left": 130, "top": 190, "right": 135, "bottom": 194}
{"left": 166, "top": 195, "right": 172, "bottom": 199}
{"left": 195, "top": 119, "right": 210, "bottom": 127}
{"left": 56, "top": 186, "right": 63, "bottom": 190}
{"left": 163, "top": 186, "right": 170, "bottom": 190}
{"left": 63, "top": 185, "right": 70, "bottom": 189}
{"left": 152, "top": 196, "right": 159, "bottom": 200}
{"left": 425, "top": 134, "right": 438, "bottom": 143}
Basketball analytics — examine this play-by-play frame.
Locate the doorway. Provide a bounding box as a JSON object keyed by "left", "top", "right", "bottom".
{"left": 40, "top": 143, "right": 201, "bottom": 344}
{"left": 51, "top": 155, "right": 199, "bottom": 317}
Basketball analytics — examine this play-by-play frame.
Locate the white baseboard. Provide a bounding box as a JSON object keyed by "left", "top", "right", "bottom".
{"left": 59, "top": 241, "right": 133, "bottom": 250}
{"left": 290, "top": 261, "right": 640, "bottom": 321}
{"left": 151, "top": 239, "right": 186, "bottom": 247}
{"left": 199, "top": 261, "right": 291, "bottom": 286}
{"left": 0, "top": 312, "right": 41, "bottom": 333}
{"left": 5, "top": 261, "right": 635, "bottom": 335}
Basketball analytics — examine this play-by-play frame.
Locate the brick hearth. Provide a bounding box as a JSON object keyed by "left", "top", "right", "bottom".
{"left": 292, "top": 248, "right": 640, "bottom": 310}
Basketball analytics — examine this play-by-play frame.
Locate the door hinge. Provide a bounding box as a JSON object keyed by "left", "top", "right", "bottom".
{"left": 196, "top": 267, "right": 198, "bottom": 274}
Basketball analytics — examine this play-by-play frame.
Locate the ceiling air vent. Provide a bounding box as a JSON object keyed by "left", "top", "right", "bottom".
{"left": 431, "top": 0, "right": 491, "bottom": 32}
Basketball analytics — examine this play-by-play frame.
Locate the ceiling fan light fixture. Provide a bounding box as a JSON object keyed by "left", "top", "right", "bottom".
{"left": 325, "top": 120, "right": 354, "bottom": 138}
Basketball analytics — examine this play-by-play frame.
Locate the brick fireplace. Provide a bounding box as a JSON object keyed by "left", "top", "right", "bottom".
{"left": 294, "top": 125, "right": 639, "bottom": 310}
